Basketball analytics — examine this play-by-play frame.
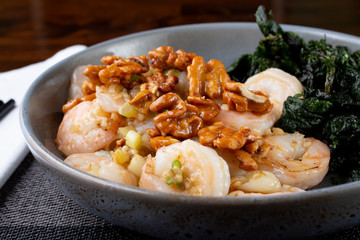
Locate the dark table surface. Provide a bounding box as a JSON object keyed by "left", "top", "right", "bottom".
{"left": 2, "top": 0, "right": 360, "bottom": 72}
{"left": 1, "top": 0, "right": 360, "bottom": 239}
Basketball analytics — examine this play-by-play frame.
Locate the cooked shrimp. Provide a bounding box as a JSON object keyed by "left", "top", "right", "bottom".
{"left": 228, "top": 186, "right": 304, "bottom": 197}
{"left": 172, "top": 71, "right": 189, "bottom": 99}
{"left": 56, "top": 100, "right": 120, "bottom": 156}
{"left": 68, "top": 65, "right": 89, "bottom": 99}
{"left": 228, "top": 170, "right": 304, "bottom": 197}
{"left": 215, "top": 110, "right": 278, "bottom": 136}
{"left": 64, "top": 151, "right": 138, "bottom": 186}
{"left": 96, "top": 84, "right": 130, "bottom": 112}
{"left": 255, "top": 131, "right": 330, "bottom": 189}
{"left": 139, "top": 139, "right": 231, "bottom": 196}
{"left": 214, "top": 68, "right": 303, "bottom": 135}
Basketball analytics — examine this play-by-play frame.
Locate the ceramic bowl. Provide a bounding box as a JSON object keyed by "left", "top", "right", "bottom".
{"left": 20, "top": 23, "right": 360, "bottom": 239}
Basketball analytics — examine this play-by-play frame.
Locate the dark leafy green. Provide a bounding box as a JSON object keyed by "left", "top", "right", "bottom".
{"left": 228, "top": 5, "right": 360, "bottom": 181}
{"left": 227, "top": 6, "right": 304, "bottom": 82}
{"left": 275, "top": 94, "right": 333, "bottom": 135}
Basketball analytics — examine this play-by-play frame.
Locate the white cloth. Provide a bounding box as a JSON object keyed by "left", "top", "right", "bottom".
{"left": 0, "top": 45, "right": 87, "bottom": 188}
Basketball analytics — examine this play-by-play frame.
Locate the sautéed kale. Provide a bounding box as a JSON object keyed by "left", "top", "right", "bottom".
{"left": 227, "top": 6, "right": 360, "bottom": 181}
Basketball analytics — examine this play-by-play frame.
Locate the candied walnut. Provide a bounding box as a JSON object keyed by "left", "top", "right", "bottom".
{"left": 223, "top": 82, "right": 272, "bottom": 114}
{"left": 223, "top": 91, "right": 247, "bottom": 112}
{"left": 98, "top": 64, "right": 146, "bottom": 88}
{"left": 214, "top": 126, "right": 251, "bottom": 150}
{"left": 115, "top": 139, "right": 126, "bottom": 149}
{"left": 198, "top": 121, "right": 257, "bottom": 150}
{"left": 81, "top": 80, "right": 98, "bottom": 96}
{"left": 149, "top": 93, "right": 203, "bottom": 139}
{"left": 98, "top": 65, "right": 124, "bottom": 84}
{"left": 187, "top": 56, "right": 206, "bottom": 97}
{"left": 146, "top": 72, "right": 178, "bottom": 93}
{"left": 148, "top": 46, "right": 196, "bottom": 71}
{"left": 150, "top": 136, "right": 180, "bottom": 151}
{"left": 129, "top": 90, "right": 155, "bottom": 114}
{"left": 140, "top": 82, "right": 159, "bottom": 96}
{"left": 187, "top": 57, "right": 231, "bottom": 100}
{"left": 243, "top": 140, "right": 260, "bottom": 154}
{"left": 100, "top": 55, "right": 118, "bottom": 65}
{"left": 83, "top": 55, "right": 148, "bottom": 89}
{"left": 187, "top": 96, "right": 220, "bottom": 122}
{"left": 233, "top": 150, "right": 258, "bottom": 171}
{"left": 198, "top": 121, "right": 259, "bottom": 171}
{"left": 62, "top": 93, "right": 96, "bottom": 113}
{"left": 83, "top": 65, "right": 107, "bottom": 85}
{"left": 101, "top": 55, "right": 149, "bottom": 73}
{"left": 172, "top": 49, "right": 197, "bottom": 71}
{"left": 198, "top": 121, "right": 226, "bottom": 147}
{"left": 205, "top": 59, "right": 231, "bottom": 99}
{"left": 150, "top": 92, "right": 186, "bottom": 116}
{"left": 146, "top": 128, "right": 161, "bottom": 137}
{"left": 82, "top": 66, "right": 106, "bottom": 96}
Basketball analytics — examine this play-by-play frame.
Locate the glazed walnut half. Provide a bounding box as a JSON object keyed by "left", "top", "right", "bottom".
{"left": 198, "top": 121, "right": 260, "bottom": 171}
{"left": 149, "top": 93, "right": 203, "bottom": 139}
{"left": 146, "top": 72, "right": 178, "bottom": 93}
{"left": 149, "top": 136, "right": 180, "bottom": 152}
{"left": 187, "top": 96, "right": 220, "bottom": 122}
{"left": 148, "top": 46, "right": 196, "bottom": 71}
{"left": 223, "top": 82, "right": 272, "bottom": 114}
{"left": 187, "top": 57, "right": 231, "bottom": 99}
{"left": 83, "top": 55, "right": 149, "bottom": 89}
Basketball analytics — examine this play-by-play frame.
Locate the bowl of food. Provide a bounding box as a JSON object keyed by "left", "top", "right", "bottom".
{"left": 20, "top": 6, "right": 360, "bottom": 239}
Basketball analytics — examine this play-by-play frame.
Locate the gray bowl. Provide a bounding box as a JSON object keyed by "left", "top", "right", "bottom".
{"left": 20, "top": 23, "right": 360, "bottom": 239}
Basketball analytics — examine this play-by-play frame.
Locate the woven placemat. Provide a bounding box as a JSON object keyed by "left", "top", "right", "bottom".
{"left": 0, "top": 153, "right": 359, "bottom": 240}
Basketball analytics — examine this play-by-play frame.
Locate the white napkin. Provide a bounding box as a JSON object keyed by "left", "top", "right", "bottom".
{"left": 0, "top": 45, "right": 87, "bottom": 188}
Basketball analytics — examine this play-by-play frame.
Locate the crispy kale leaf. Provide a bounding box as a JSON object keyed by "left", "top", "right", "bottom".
{"left": 274, "top": 94, "right": 333, "bottom": 135}
{"left": 255, "top": 5, "right": 282, "bottom": 36}
{"left": 229, "top": 5, "right": 360, "bottom": 180}
{"left": 298, "top": 39, "right": 336, "bottom": 93}
{"left": 227, "top": 5, "right": 304, "bottom": 83}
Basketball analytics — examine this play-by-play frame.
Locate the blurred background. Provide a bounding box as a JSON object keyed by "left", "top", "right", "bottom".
{"left": 1, "top": 0, "right": 360, "bottom": 72}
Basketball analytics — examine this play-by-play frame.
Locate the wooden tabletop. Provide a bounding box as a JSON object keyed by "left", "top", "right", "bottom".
{"left": 1, "top": 0, "right": 360, "bottom": 72}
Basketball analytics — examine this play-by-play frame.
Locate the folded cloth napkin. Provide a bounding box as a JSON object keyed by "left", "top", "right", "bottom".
{"left": 0, "top": 45, "right": 87, "bottom": 189}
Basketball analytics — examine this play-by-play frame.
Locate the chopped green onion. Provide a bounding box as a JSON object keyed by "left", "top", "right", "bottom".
{"left": 164, "top": 159, "right": 183, "bottom": 188}
{"left": 172, "top": 159, "right": 182, "bottom": 170}
{"left": 166, "top": 176, "right": 173, "bottom": 186}
{"left": 166, "top": 176, "right": 182, "bottom": 188}
{"left": 108, "top": 84, "right": 124, "bottom": 93}
{"left": 128, "top": 154, "right": 146, "bottom": 178}
{"left": 129, "top": 74, "right": 138, "bottom": 82}
{"left": 115, "top": 84, "right": 124, "bottom": 92}
{"left": 125, "top": 130, "right": 142, "bottom": 150}
{"left": 163, "top": 69, "right": 181, "bottom": 77}
{"left": 118, "top": 102, "right": 138, "bottom": 118}
{"left": 117, "top": 126, "right": 135, "bottom": 138}
{"left": 112, "top": 148, "right": 130, "bottom": 165}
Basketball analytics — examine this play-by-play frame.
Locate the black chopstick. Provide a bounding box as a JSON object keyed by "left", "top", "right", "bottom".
{"left": 0, "top": 99, "right": 15, "bottom": 120}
